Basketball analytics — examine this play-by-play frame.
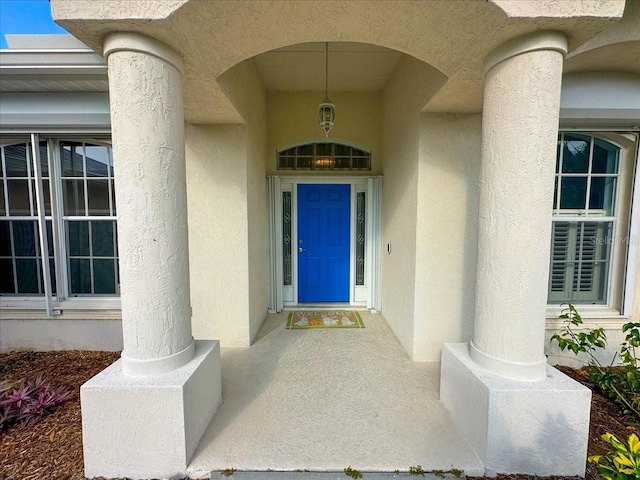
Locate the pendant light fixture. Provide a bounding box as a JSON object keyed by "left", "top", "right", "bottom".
{"left": 318, "top": 42, "right": 335, "bottom": 137}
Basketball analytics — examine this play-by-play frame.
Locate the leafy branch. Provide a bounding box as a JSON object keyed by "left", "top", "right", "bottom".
{"left": 551, "top": 304, "right": 640, "bottom": 419}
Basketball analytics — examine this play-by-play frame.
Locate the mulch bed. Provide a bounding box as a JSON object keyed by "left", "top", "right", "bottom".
{"left": 0, "top": 351, "right": 119, "bottom": 480}
{"left": 554, "top": 366, "right": 637, "bottom": 480}
{"left": 0, "top": 352, "right": 637, "bottom": 480}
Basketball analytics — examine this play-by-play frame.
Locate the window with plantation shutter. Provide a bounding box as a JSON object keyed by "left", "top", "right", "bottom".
{"left": 548, "top": 133, "right": 620, "bottom": 305}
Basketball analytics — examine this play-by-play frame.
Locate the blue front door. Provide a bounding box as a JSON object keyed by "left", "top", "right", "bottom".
{"left": 297, "top": 184, "right": 350, "bottom": 302}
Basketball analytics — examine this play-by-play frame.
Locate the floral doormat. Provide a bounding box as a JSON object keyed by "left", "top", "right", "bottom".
{"left": 286, "top": 311, "right": 365, "bottom": 329}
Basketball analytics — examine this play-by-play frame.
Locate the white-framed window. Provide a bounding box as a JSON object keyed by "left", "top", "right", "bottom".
{"left": 0, "top": 136, "right": 118, "bottom": 302}
{"left": 548, "top": 132, "right": 637, "bottom": 308}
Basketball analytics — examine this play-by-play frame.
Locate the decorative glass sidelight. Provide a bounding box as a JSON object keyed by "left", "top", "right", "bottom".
{"left": 356, "top": 192, "right": 366, "bottom": 286}
{"left": 282, "top": 191, "right": 292, "bottom": 286}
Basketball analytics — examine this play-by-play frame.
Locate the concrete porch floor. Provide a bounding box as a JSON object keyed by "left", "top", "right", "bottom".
{"left": 187, "top": 311, "right": 484, "bottom": 477}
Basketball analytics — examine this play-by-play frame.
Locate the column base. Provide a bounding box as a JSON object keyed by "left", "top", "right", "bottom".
{"left": 469, "top": 339, "right": 547, "bottom": 381}
{"left": 81, "top": 340, "right": 222, "bottom": 479}
{"left": 440, "top": 343, "right": 591, "bottom": 476}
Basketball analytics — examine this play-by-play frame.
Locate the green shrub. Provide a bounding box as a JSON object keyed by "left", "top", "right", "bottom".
{"left": 551, "top": 304, "right": 640, "bottom": 420}
{"left": 588, "top": 432, "right": 640, "bottom": 480}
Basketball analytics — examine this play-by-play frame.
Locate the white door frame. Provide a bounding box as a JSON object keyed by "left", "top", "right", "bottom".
{"left": 266, "top": 176, "right": 382, "bottom": 312}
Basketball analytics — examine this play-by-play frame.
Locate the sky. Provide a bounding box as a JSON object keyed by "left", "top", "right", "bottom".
{"left": 0, "top": 0, "right": 68, "bottom": 49}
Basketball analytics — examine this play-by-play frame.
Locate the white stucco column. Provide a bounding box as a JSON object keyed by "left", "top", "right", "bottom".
{"left": 104, "top": 32, "right": 194, "bottom": 376}
{"left": 441, "top": 32, "right": 591, "bottom": 476}
{"left": 470, "top": 31, "right": 568, "bottom": 382}
{"left": 82, "top": 32, "right": 220, "bottom": 479}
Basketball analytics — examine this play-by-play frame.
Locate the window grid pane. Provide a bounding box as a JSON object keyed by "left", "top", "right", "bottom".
{"left": 0, "top": 142, "right": 55, "bottom": 296}
{"left": 60, "top": 142, "right": 118, "bottom": 296}
{"left": 61, "top": 142, "right": 115, "bottom": 217}
{"left": 66, "top": 219, "right": 119, "bottom": 295}
{"left": 1, "top": 143, "right": 43, "bottom": 217}
{"left": 0, "top": 220, "right": 55, "bottom": 295}
{"left": 554, "top": 134, "right": 620, "bottom": 217}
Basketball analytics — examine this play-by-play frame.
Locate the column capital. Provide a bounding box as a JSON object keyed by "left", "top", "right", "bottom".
{"left": 484, "top": 30, "right": 567, "bottom": 75}
{"left": 103, "top": 31, "right": 184, "bottom": 76}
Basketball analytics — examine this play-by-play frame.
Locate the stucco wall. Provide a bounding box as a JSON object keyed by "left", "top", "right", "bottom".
{"left": 413, "top": 113, "right": 482, "bottom": 361}
{"left": 185, "top": 124, "right": 252, "bottom": 346}
{"left": 240, "top": 64, "right": 269, "bottom": 342}
{"left": 266, "top": 91, "right": 383, "bottom": 175}
{"left": 380, "top": 59, "right": 419, "bottom": 356}
{"left": 186, "top": 61, "right": 267, "bottom": 346}
{"left": 0, "top": 317, "right": 123, "bottom": 352}
{"left": 202, "top": 58, "right": 268, "bottom": 344}
{"left": 380, "top": 55, "right": 447, "bottom": 359}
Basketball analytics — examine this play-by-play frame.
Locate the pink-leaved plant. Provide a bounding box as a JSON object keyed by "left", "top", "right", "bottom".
{"left": 0, "top": 377, "right": 72, "bottom": 432}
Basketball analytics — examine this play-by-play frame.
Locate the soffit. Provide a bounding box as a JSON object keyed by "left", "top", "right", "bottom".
{"left": 50, "top": 0, "right": 626, "bottom": 124}
{"left": 253, "top": 43, "right": 401, "bottom": 92}
{"left": 565, "top": 1, "right": 640, "bottom": 75}
{"left": 0, "top": 37, "right": 109, "bottom": 93}
{"left": 565, "top": 42, "right": 640, "bottom": 75}
{"left": 0, "top": 78, "right": 108, "bottom": 93}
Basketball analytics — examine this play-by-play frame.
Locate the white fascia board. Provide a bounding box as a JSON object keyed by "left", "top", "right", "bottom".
{"left": 0, "top": 47, "right": 108, "bottom": 88}
{"left": 560, "top": 72, "right": 640, "bottom": 129}
{"left": 0, "top": 49, "right": 106, "bottom": 68}
{"left": 0, "top": 92, "right": 111, "bottom": 131}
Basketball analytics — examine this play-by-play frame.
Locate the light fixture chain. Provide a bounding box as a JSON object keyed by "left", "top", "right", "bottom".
{"left": 325, "top": 41, "right": 329, "bottom": 97}
{"left": 319, "top": 41, "right": 335, "bottom": 137}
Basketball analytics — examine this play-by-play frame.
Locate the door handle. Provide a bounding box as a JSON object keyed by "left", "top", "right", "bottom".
{"left": 299, "top": 247, "right": 306, "bottom": 253}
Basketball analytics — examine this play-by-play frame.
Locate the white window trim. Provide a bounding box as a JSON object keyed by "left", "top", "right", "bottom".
{"left": 623, "top": 136, "right": 640, "bottom": 316}
{"left": 546, "top": 130, "right": 639, "bottom": 321}
{"left": 0, "top": 296, "right": 121, "bottom": 311}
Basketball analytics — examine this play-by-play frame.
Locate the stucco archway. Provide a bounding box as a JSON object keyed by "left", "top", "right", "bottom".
{"left": 51, "top": 0, "right": 623, "bottom": 124}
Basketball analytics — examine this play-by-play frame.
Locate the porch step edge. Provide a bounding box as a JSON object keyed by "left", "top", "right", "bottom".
{"left": 208, "top": 472, "right": 467, "bottom": 480}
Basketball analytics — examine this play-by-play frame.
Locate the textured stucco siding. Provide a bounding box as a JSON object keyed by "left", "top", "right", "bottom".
{"left": 266, "top": 91, "right": 383, "bottom": 175}
{"left": 413, "top": 113, "right": 482, "bottom": 361}
{"left": 185, "top": 124, "right": 251, "bottom": 346}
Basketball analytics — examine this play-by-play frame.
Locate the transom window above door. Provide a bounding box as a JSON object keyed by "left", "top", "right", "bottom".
{"left": 277, "top": 142, "right": 371, "bottom": 171}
